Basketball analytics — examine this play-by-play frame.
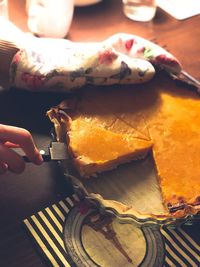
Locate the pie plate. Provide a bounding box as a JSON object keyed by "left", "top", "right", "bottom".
{"left": 58, "top": 152, "right": 199, "bottom": 227}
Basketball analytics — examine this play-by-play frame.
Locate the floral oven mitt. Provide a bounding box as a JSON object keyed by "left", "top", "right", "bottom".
{"left": 10, "top": 33, "right": 181, "bottom": 92}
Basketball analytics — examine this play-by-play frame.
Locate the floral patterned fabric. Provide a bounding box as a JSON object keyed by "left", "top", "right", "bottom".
{"left": 10, "top": 33, "right": 181, "bottom": 92}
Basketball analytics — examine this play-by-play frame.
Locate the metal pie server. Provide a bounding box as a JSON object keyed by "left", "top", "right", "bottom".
{"left": 22, "top": 142, "right": 69, "bottom": 162}
{"left": 169, "top": 70, "right": 200, "bottom": 93}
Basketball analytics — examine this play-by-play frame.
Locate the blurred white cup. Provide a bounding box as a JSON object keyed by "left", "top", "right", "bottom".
{"left": 122, "top": 0, "right": 156, "bottom": 22}
{"left": 26, "top": 0, "right": 74, "bottom": 38}
{"left": 0, "top": 0, "right": 8, "bottom": 19}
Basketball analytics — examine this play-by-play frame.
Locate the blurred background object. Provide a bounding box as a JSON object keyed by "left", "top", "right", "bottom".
{"left": 0, "top": 0, "right": 8, "bottom": 19}
{"left": 74, "top": 0, "right": 102, "bottom": 7}
{"left": 157, "top": 0, "right": 200, "bottom": 20}
{"left": 26, "top": 0, "right": 74, "bottom": 38}
{"left": 122, "top": 0, "right": 156, "bottom": 22}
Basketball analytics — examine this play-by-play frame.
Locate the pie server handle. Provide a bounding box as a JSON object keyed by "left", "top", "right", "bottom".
{"left": 169, "top": 70, "right": 200, "bottom": 92}
{"left": 22, "top": 142, "right": 69, "bottom": 162}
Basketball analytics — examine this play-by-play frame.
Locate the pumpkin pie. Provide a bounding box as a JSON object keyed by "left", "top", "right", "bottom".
{"left": 47, "top": 77, "right": 200, "bottom": 218}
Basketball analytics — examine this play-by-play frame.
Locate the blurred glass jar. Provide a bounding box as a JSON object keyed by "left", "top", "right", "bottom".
{"left": 122, "top": 0, "right": 156, "bottom": 22}
{"left": 26, "top": 0, "right": 74, "bottom": 38}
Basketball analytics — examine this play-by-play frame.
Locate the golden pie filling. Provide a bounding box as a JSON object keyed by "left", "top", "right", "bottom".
{"left": 48, "top": 82, "right": 200, "bottom": 218}
{"left": 68, "top": 118, "right": 152, "bottom": 175}
{"left": 149, "top": 93, "right": 200, "bottom": 211}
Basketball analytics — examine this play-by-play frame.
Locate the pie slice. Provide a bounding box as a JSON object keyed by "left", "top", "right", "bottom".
{"left": 47, "top": 79, "right": 200, "bottom": 219}
{"left": 49, "top": 113, "right": 152, "bottom": 176}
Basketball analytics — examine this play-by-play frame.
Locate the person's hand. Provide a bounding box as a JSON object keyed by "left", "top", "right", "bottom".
{"left": 0, "top": 124, "right": 43, "bottom": 174}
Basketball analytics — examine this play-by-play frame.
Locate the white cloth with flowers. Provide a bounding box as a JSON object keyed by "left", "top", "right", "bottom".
{"left": 10, "top": 33, "right": 181, "bottom": 92}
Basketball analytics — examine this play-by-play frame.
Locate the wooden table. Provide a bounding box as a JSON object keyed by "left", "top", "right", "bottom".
{"left": 0, "top": 0, "right": 199, "bottom": 266}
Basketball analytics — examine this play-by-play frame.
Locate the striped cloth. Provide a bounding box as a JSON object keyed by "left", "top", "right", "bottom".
{"left": 23, "top": 195, "right": 200, "bottom": 267}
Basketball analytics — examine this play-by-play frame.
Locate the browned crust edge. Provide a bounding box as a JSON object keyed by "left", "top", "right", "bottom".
{"left": 90, "top": 194, "right": 200, "bottom": 221}
{"left": 167, "top": 200, "right": 200, "bottom": 218}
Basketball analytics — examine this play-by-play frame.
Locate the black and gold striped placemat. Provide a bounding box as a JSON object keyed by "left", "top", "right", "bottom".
{"left": 23, "top": 195, "right": 200, "bottom": 267}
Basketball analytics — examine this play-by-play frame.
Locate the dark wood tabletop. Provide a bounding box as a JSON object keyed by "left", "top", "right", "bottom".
{"left": 0, "top": 0, "right": 199, "bottom": 266}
